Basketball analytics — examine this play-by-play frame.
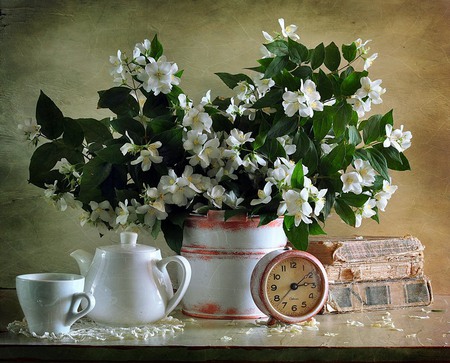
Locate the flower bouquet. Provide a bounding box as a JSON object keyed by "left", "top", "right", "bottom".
{"left": 20, "top": 19, "right": 412, "bottom": 254}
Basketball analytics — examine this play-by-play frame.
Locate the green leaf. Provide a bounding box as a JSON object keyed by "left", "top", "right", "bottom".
{"left": 224, "top": 209, "right": 247, "bottom": 221}
{"left": 258, "top": 213, "right": 279, "bottom": 226}
{"left": 333, "top": 101, "right": 353, "bottom": 138}
{"left": 264, "top": 56, "right": 289, "bottom": 79}
{"left": 291, "top": 161, "right": 304, "bottom": 189}
{"left": 146, "top": 116, "right": 176, "bottom": 134}
{"left": 283, "top": 215, "right": 295, "bottom": 231}
{"left": 78, "top": 157, "right": 112, "bottom": 203}
{"left": 143, "top": 92, "right": 170, "bottom": 118}
{"left": 265, "top": 40, "right": 289, "bottom": 56}
{"left": 97, "top": 87, "right": 139, "bottom": 117}
{"left": 292, "top": 130, "right": 318, "bottom": 173}
{"left": 315, "top": 69, "right": 333, "bottom": 101}
{"left": 76, "top": 118, "right": 113, "bottom": 144}
{"left": 161, "top": 220, "right": 183, "bottom": 254}
{"left": 324, "top": 42, "right": 341, "bottom": 71}
{"left": 341, "top": 71, "right": 368, "bottom": 96}
{"left": 28, "top": 141, "right": 84, "bottom": 187}
{"left": 151, "top": 219, "right": 162, "bottom": 240}
{"left": 347, "top": 125, "right": 362, "bottom": 145}
{"left": 334, "top": 198, "right": 356, "bottom": 226}
{"left": 150, "top": 34, "right": 164, "bottom": 59}
{"left": 215, "top": 72, "right": 253, "bottom": 89}
{"left": 252, "top": 88, "right": 283, "bottom": 109}
{"left": 36, "top": 91, "right": 64, "bottom": 140}
{"left": 152, "top": 127, "right": 183, "bottom": 164}
{"left": 291, "top": 66, "right": 313, "bottom": 80}
{"left": 342, "top": 42, "right": 357, "bottom": 63}
{"left": 320, "top": 143, "right": 355, "bottom": 175}
{"left": 253, "top": 118, "right": 270, "bottom": 150}
{"left": 96, "top": 143, "right": 129, "bottom": 164}
{"left": 267, "top": 116, "right": 298, "bottom": 139}
{"left": 309, "top": 220, "right": 326, "bottom": 236}
{"left": 284, "top": 222, "right": 309, "bottom": 251}
{"left": 311, "top": 43, "right": 325, "bottom": 70}
{"left": 287, "top": 38, "right": 309, "bottom": 64}
{"left": 365, "top": 147, "right": 390, "bottom": 180}
{"left": 340, "top": 192, "right": 370, "bottom": 207}
{"left": 110, "top": 116, "right": 145, "bottom": 140}
{"left": 312, "top": 107, "right": 333, "bottom": 141}
{"left": 362, "top": 114, "right": 383, "bottom": 144}
{"left": 259, "top": 138, "right": 286, "bottom": 162}
{"left": 381, "top": 109, "right": 394, "bottom": 127}
{"left": 374, "top": 144, "right": 411, "bottom": 171}
{"left": 62, "top": 117, "right": 84, "bottom": 147}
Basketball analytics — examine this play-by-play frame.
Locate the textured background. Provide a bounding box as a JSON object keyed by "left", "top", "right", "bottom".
{"left": 0, "top": 0, "right": 449, "bottom": 294}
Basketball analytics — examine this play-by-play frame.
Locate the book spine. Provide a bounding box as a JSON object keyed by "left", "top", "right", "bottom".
{"left": 324, "top": 253, "right": 424, "bottom": 282}
{"left": 322, "top": 277, "right": 433, "bottom": 314}
{"left": 306, "top": 236, "right": 424, "bottom": 264}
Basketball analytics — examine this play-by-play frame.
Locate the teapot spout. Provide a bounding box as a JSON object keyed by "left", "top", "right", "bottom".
{"left": 70, "top": 249, "right": 93, "bottom": 276}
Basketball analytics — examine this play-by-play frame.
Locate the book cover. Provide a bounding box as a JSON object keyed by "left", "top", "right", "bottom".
{"left": 322, "top": 277, "right": 433, "bottom": 314}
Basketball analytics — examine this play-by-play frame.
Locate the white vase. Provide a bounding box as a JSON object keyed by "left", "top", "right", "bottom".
{"left": 181, "top": 210, "right": 287, "bottom": 319}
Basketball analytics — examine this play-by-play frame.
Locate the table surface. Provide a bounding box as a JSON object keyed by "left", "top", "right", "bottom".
{"left": 0, "top": 289, "right": 448, "bottom": 362}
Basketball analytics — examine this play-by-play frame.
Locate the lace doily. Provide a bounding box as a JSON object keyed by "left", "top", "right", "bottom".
{"left": 7, "top": 316, "right": 185, "bottom": 342}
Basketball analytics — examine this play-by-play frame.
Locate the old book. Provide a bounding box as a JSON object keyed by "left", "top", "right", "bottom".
{"left": 306, "top": 235, "right": 424, "bottom": 265}
{"left": 322, "top": 277, "right": 433, "bottom": 314}
{"left": 324, "top": 252, "right": 424, "bottom": 283}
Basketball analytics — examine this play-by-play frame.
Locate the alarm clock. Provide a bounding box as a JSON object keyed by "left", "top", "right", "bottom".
{"left": 250, "top": 247, "right": 328, "bottom": 325}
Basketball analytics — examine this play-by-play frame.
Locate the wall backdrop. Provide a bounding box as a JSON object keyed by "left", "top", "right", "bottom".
{"left": 1, "top": 0, "right": 449, "bottom": 294}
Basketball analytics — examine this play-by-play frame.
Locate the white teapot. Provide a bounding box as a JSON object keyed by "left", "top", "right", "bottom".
{"left": 70, "top": 232, "right": 191, "bottom": 326}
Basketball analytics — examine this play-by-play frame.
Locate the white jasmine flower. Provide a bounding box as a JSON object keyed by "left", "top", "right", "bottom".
{"left": 347, "top": 96, "right": 371, "bottom": 118}
{"left": 363, "top": 53, "right": 378, "bottom": 71}
{"left": 18, "top": 118, "right": 41, "bottom": 142}
{"left": 356, "top": 77, "right": 386, "bottom": 105}
{"left": 183, "top": 130, "right": 207, "bottom": 154}
{"left": 182, "top": 106, "right": 213, "bottom": 133}
{"left": 226, "top": 98, "right": 246, "bottom": 122}
{"left": 262, "top": 31, "right": 274, "bottom": 42}
{"left": 308, "top": 186, "right": 328, "bottom": 216}
{"left": 282, "top": 80, "right": 322, "bottom": 118}
{"left": 226, "top": 129, "right": 255, "bottom": 147}
{"left": 178, "top": 94, "right": 193, "bottom": 111}
{"left": 354, "top": 159, "right": 376, "bottom": 187}
{"left": 243, "top": 153, "right": 267, "bottom": 174}
{"left": 116, "top": 200, "right": 131, "bottom": 225}
{"left": 277, "top": 135, "right": 297, "bottom": 156}
{"left": 89, "top": 200, "right": 112, "bottom": 223}
{"left": 133, "top": 39, "right": 151, "bottom": 62}
{"left": 383, "top": 124, "right": 412, "bottom": 152}
{"left": 284, "top": 189, "right": 313, "bottom": 226}
{"left": 278, "top": 18, "right": 300, "bottom": 41}
{"left": 354, "top": 38, "right": 371, "bottom": 54}
{"left": 109, "top": 49, "right": 124, "bottom": 75}
{"left": 250, "top": 182, "right": 273, "bottom": 206}
{"left": 253, "top": 73, "right": 275, "bottom": 97}
{"left": 341, "top": 171, "right": 363, "bottom": 194}
{"left": 192, "top": 138, "right": 221, "bottom": 168}
{"left": 355, "top": 198, "right": 377, "bottom": 227}
{"left": 205, "top": 185, "right": 226, "bottom": 208}
{"left": 233, "top": 81, "right": 256, "bottom": 103}
{"left": 136, "top": 203, "right": 168, "bottom": 228}
{"left": 54, "top": 158, "right": 81, "bottom": 179}
{"left": 130, "top": 142, "right": 163, "bottom": 171}
{"left": 224, "top": 190, "right": 244, "bottom": 209}
{"left": 201, "top": 90, "right": 213, "bottom": 105}
{"left": 137, "top": 56, "right": 180, "bottom": 95}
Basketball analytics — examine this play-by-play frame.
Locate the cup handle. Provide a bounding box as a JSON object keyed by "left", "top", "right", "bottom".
{"left": 157, "top": 256, "right": 191, "bottom": 316}
{"left": 66, "top": 292, "right": 96, "bottom": 327}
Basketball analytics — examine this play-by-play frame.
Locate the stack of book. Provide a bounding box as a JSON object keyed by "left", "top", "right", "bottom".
{"left": 306, "top": 235, "right": 433, "bottom": 313}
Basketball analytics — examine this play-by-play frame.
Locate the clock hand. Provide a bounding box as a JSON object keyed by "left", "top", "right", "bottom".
{"left": 275, "top": 272, "right": 313, "bottom": 306}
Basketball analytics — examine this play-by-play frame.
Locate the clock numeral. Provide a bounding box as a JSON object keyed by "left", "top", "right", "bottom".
{"left": 290, "top": 261, "right": 297, "bottom": 269}
{"left": 307, "top": 271, "right": 313, "bottom": 278}
{"left": 273, "top": 273, "right": 281, "bottom": 280}
{"left": 281, "top": 265, "right": 286, "bottom": 272}
{"left": 311, "top": 282, "right": 317, "bottom": 288}
{"left": 302, "top": 301, "right": 307, "bottom": 308}
{"left": 274, "top": 295, "right": 280, "bottom": 302}
{"left": 271, "top": 284, "right": 277, "bottom": 291}
{"left": 281, "top": 302, "right": 287, "bottom": 308}
{"left": 291, "top": 304, "right": 298, "bottom": 311}
{"left": 309, "top": 292, "right": 314, "bottom": 299}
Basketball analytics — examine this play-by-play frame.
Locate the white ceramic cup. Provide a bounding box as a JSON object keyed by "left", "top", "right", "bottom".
{"left": 16, "top": 273, "right": 95, "bottom": 335}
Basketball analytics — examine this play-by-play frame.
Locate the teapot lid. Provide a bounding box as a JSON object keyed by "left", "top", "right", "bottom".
{"left": 99, "top": 232, "right": 158, "bottom": 253}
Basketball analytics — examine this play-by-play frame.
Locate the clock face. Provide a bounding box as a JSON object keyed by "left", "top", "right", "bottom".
{"left": 264, "top": 254, "right": 326, "bottom": 320}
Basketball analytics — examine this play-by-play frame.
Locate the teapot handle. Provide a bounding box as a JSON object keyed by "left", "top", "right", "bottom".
{"left": 156, "top": 255, "right": 192, "bottom": 317}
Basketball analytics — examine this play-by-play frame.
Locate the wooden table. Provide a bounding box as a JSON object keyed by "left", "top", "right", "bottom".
{"left": 0, "top": 289, "right": 448, "bottom": 362}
